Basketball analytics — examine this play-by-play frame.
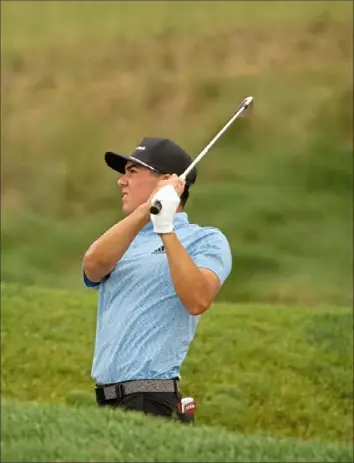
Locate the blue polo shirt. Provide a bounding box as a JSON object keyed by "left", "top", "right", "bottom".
{"left": 84, "top": 212, "right": 232, "bottom": 385}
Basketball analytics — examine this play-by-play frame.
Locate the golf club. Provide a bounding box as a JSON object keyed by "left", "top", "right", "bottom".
{"left": 150, "top": 96, "right": 254, "bottom": 215}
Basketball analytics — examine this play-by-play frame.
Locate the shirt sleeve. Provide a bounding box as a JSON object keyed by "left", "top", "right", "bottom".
{"left": 83, "top": 270, "right": 101, "bottom": 289}
{"left": 190, "top": 228, "right": 233, "bottom": 286}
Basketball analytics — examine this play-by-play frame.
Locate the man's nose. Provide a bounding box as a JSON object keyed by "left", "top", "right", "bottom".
{"left": 117, "top": 175, "right": 127, "bottom": 186}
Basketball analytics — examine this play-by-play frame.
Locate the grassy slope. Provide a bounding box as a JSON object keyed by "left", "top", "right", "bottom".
{"left": 1, "top": 283, "right": 353, "bottom": 444}
{"left": 1, "top": 1, "right": 353, "bottom": 305}
{"left": 1, "top": 399, "right": 352, "bottom": 463}
{"left": 2, "top": 1, "right": 350, "bottom": 48}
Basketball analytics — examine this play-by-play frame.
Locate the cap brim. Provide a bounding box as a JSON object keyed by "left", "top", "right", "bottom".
{"left": 105, "top": 152, "right": 131, "bottom": 174}
{"left": 105, "top": 151, "right": 160, "bottom": 174}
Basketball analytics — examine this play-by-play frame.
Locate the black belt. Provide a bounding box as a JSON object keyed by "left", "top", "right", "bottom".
{"left": 95, "top": 379, "right": 179, "bottom": 402}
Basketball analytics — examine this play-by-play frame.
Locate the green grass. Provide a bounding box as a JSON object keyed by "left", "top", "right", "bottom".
{"left": 1, "top": 1, "right": 350, "bottom": 50}
{"left": 1, "top": 0, "right": 353, "bottom": 305}
{"left": 1, "top": 283, "right": 353, "bottom": 445}
{"left": 1, "top": 399, "right": 352, "bottom": 463}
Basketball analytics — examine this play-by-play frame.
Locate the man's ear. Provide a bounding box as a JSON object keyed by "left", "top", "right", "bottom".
{"left": 161, "top": 174, "right": 171, "bottom": 181}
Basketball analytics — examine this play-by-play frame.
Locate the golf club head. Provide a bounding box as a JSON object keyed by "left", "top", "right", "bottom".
{"left": 238, "top": 96, "right": 254, "bottom": 117}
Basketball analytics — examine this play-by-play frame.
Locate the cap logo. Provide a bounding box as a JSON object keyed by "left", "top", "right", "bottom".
{"left": 136, "top": 146, "right": 146, "bottom": 151}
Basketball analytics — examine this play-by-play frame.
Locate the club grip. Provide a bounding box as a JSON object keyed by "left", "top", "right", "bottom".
{"left": 150, "top": 200, "right": 162, "bottom": 215}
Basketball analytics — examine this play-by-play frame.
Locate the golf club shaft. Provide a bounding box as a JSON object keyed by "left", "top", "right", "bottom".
{"left": 150, "top": 96, "right": 254, "bottom": 215}
{"left": 180, "top": 96, "right": 253, "bottom": 181}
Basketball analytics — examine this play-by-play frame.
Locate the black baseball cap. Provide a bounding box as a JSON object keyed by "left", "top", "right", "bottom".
{"left": 105, "top": 137, "right": 197, "bottom": 186}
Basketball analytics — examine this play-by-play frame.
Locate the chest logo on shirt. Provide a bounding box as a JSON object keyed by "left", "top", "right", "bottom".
{"left": 152, "top": 245, "right": 165, "bottom": 254}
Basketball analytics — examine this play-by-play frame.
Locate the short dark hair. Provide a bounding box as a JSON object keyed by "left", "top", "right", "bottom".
{"left": 180, "top": 185, "right": 190, "bottom": 207}
{"left": 180, "top": 167, "right": 197, "bottom": 207}
{"left": 154, "top": 165, "right": 197, "bottom": 208}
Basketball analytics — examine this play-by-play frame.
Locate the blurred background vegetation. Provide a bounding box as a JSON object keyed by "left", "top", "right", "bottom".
{"left": 1, "top": 0, "right": 353, "bottom": 306}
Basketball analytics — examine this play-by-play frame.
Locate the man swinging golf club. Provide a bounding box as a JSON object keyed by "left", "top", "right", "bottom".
{"left": 83, "top": 97, "right": 252, "bottom": 421}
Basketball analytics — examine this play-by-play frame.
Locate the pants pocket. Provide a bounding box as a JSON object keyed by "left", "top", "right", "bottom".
{"left": 143, "top": 392, "right": 180, "bottom": 418}
{"left": 118, "top": 392, "right": 143, "bottom": 411}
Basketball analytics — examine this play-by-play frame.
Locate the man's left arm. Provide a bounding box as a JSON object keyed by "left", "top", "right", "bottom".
{"left": 160, "top": 231, "right": 232, "bottom": 316}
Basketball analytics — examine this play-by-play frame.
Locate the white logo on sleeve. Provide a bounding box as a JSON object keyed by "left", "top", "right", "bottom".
{"left": 136, "top": 146, "right": 146, "bottom": 151}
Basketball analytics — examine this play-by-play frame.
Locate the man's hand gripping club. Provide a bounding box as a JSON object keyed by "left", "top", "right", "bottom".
{"left": 149, "top": 174, "right": 185, "bottom": 234}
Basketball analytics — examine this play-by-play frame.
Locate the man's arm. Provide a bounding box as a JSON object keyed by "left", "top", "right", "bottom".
{"left": 160, "top": 233, "right": 223, "bottom": 316}
{"left": 83, "top": 203, "right": 150, "bottom": 283}
{"left": 83, "top": 175, "right": 186, "bottom": 284}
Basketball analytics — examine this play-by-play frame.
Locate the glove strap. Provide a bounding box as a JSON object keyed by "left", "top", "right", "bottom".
{"left": 158, "top": 227, "right": 176, "bottom": 236}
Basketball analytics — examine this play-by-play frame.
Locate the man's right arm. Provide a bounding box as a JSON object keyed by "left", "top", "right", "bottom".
{"left": 83, "top": 203, "right": 150, "bottom": 283}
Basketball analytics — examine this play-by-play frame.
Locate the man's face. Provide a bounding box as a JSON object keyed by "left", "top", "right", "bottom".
{"left": 117, "top": 161, "right": 163, "bottom": 216}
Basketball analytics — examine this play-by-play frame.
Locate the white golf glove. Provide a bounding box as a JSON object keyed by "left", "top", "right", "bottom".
{"left": 150, "top": 185, "right": 180, "bottom": 234}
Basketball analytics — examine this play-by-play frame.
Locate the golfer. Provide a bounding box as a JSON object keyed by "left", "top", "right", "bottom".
{"left": 83, "top": 137, "right": 232, "bottom": 420}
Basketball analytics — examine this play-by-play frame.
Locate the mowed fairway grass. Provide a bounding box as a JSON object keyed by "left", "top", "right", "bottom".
{"left": 1, "top": 283, "right": 353, "bottom": 462}
{"left": 1, "top": 399, "right": 352, "bottom": 463}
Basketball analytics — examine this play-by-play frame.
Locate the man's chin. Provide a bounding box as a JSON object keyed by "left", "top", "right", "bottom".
{"left": 121, "top": 206, "right": 131, "bottom": 216}
{"left": 121, "top": 200, "right": 147, "bottom": 217}
{"left": 121, "top": 201, "right": 136, "bottom": 217}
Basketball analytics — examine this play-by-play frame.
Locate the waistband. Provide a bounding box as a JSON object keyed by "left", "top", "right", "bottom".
{"left": 95, "top": 378, "right": 179, "bottom": 401}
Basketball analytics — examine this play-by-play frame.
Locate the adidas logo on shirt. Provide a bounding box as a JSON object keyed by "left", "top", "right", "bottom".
{"left": 152, "top": 246, "right": 165, "bottom": 254}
